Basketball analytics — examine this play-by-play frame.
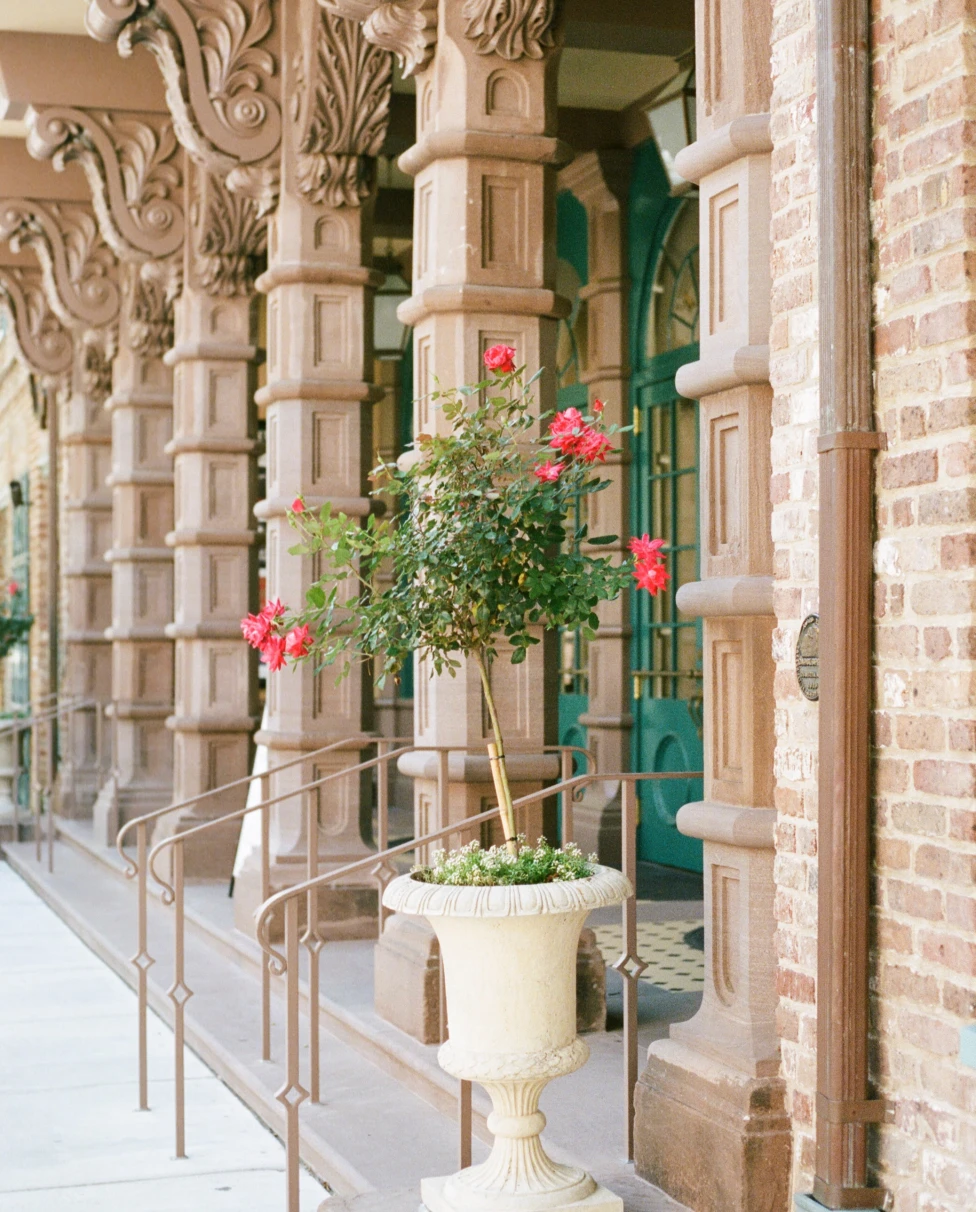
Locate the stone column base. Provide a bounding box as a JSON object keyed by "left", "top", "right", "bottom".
{"left": 634, "top": 1039, "right": 791, "bottom": 1212}
{"left": 571, "top": 785, "right": 621, "bottom": 869}
{"left": 794, "top": 1199, "right": 883, "bottom": 1212}
{"left": 374, "top": 916, "right": 607, "bottom": 1044}
{"left": 91, "top": 777, "right": 174, "bottom": 847}
{"left": 232, "top": 855, "right": 378, "bottom": 942}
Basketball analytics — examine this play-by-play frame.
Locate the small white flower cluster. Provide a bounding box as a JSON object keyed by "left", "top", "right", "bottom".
{"left": 411, "top": 837, "right": 597, "bottom": 886}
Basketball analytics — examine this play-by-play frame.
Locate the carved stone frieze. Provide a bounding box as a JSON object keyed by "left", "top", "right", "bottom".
{"left": 86, "top": 0, "right": 282, "bottom": 205}
{"left": 0, "top": 200, "right": 120, "bottom": 330}
{"left": 292, "top": 8, "right": 391, "bottom": 207}
{"left": 0, "top": 265, "right": 74, "bottom": 377}
{"left": 81, "top": 333, "right": 115, "bottom": 402}
{"left": 462, "top": 0, "right": 557, "bottom": 59}
{"left": 27, "top": 106, "right": 185, "bottom": 262}
{"left": 189, "top": 162, "right": 266, "bottom": 296}
{"left": 325, "top": 0, "right": 436, "bottom": 78}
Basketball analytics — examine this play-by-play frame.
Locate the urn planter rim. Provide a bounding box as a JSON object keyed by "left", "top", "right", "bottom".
{"left": 382, "top": 864, "right": 631, "bottom": 918}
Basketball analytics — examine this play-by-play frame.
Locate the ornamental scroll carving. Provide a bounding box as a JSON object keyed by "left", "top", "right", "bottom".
{"left": 82, "top": 335, "right": 115, "bottom": 403}
{"left": 462, "top": 0, "right": 557, "bottom": 59}
{"left": 122, "top": 259, "right": 180, "bottom": 358}
{"left": 189, "top": 163, "right": 266, "bottom": 296}
{"left": 0, "top": 201, "right": 120, "bottom": 331}
{"left": 85, "top": 0, "right": 282, "bottom": 207}
{"left": 27, "top": 107, "right": 185, "bottom": 262}
{"left": 292, "top": 9, "right": 391, "bottom": 207}
{"left": 325, "top": 0, "right": 437, "bottom": 78}
{"left": 0, "top": 266, "right": 74, "bottom": 377}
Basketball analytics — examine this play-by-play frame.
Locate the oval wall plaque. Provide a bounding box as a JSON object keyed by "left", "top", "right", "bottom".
{"left": 796, "top": 614, "right": 820, "bottom": 702}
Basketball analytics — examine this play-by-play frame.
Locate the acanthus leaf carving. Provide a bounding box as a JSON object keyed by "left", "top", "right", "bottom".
{"left": 190, "top": 163, "right": 267, "bottom": 296}
{"left": 27, "top": 106, "right": 185, "bottom": 262}
{"left": 123, "top": 258, "right": 181, "bottom": 358}
{"left": 0, "top": 265, "right": 74, "bottom": 378}
{"left": 462, "top": 0, "right": 557, "bottom": 60}
{"left": 292, "top": 8, "right": 392, "bottom": 207}
{"left": 86, "top": 0, "right": 282, "bottom": 204}
{"left": 81, "top": 333, "right": 115, "bottom": 403}
{"left": 323, "top": 0, "right": 437, "bottom": 78}
{"left": 0, "top": 200, "right": 120, "bottom": 331}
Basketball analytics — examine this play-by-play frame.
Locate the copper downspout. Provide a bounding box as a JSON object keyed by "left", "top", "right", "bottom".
{"left": 808, "top": 0, "right": 889, "bottom": 1208}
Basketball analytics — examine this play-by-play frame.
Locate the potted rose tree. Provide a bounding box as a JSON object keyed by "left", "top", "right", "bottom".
{"left": 242, "top": 349, "right": 667, "bottom": 1212}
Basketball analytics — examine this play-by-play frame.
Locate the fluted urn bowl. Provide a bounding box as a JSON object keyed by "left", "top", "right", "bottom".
{"left": 383, "top": 865, "right": 631, "bottom": 1212}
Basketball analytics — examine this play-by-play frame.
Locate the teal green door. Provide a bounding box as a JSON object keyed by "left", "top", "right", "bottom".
{"left": 630, "top": 192, "right": 704, "bottom": 873}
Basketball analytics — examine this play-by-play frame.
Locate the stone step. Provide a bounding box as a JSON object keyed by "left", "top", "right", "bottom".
{"left": 2, "top": 837, "right": 480, "bottom": 1199}
{"left": 4, "top": 827, "right": 691, "bottom": 1212}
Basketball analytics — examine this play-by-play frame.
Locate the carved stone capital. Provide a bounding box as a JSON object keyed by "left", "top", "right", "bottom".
{"left": 461, "top": 0, "right": 557, "bottom": 59}
{"left": 0, "top": 264, "right": 74, "bottom": 377}
{"left": 0, "top": 200, "right": 120, "bottom": 330}
{"left": 291, "top": 7, "right": 392, "bottom": 207}
{"left": 86, "top": 0, "right": 282, "bottom": 206}
{"left": 324, "top": 0, "right": 436, "bottom": 78}
{"left": 27, "top": 106, "right": 185, "bottom": 262}
{"left": 188, "top": 162, "right": 266, "bottom": 296}
{"left": 81, "top": 330, "right": 116, "bottom": 403}
{"left": 121, "top": 258, "right": 181, "bottom": 357}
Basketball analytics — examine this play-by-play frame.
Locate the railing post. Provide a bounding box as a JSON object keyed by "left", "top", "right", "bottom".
{"left": 168, "top": 839, "right": 189, "bottom": 1159}
{"left": 11, "top": 721, "right": 22, "bottom": 841}
{"left": 95, "top": 700, "right": 106, "bottom": 783}
{"left": 377, "top": 740, "right": 390, "bottom": 935}
{"left": 620, "top": 778, "right": 640, "bottom": 1162}
{"left": 47, "top": 712, "right": 56, "bottom": 873}
{"left": 560, "top": 748, "right": 574, "bottom": 845}
{"left": 303, "top": 781, "right": 321, "bottom": 1105}
{"left": 459, "top": 1079, "right": 472, "bottom": 1169}
{"left": 277, "top": 897, "right": 306, "bottom": 1212}
{"left": 260, "top": 771, "right": 271, "bottom": 1063}
{"left": 134, "top": 820, "right": 152, "bottom": 1111}
{"left": 435, "top": 748, "right": 449, "bottom": 865}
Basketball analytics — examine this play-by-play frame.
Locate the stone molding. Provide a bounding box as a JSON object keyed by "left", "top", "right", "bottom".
{"left": 461, "top": 0, "right": 557, "bottom": 60}
{"left": 674, "top": 343, "right": 770, "bottom": 400}
{"left": 383, "top": 864, "right": 632, "bottom": 918}
{"left": 0, "top": 265, "right": 73, "bottom": 377}
{"left": 0, "top": 199, "right": 120, "bottom": 331}
{"left": 675, "top": 575, "right": 775, "bottom": 619}
{"left": 673, "top": 114, "right": 773, "bottom": 184}
{"left": 292, "top": 7, "right": 392, "bottom": 207}
{"left": 85, "top": 0, "right": 282, "bottom": 207}
{"left": 27, "top": 106, "right": 185, "bottom": 262}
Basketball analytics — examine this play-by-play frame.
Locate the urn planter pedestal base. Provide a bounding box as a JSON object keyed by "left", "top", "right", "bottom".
{"left": 383, "top": 865, "right": 630, "bottom": 1212}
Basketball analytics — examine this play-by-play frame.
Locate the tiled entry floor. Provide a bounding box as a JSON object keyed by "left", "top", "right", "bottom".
{"left": 0, "top": 861, "right": 326, "bottom": 1212}
{"left": 591, "top": 920, "right": 706, "bottom": 994}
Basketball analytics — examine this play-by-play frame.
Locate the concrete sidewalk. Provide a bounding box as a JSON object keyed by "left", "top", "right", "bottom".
{"left": 0, "top": 861, "right": 327, "bottom": 1212}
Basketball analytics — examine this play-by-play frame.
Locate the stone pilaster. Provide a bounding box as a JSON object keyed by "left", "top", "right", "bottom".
{"left": 558, "top": 150, "right": 632, "bottom": 864}
{"left": 58, "top": 333, "right": 113, "bottom": 814}
{"left": 632, "top": 3, "right": 792, "bottom": 1209}
{"left": 153, "top": 162, "right": 262, "bottom": 878}
{"left": 233, "top": 0, "right": 391, "bottom": 936}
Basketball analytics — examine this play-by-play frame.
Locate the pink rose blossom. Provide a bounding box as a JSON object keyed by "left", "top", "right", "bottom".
{"left": 629, "top": 534, "right": 666, "bottom": 561}
{"left": 291, "top": 496, "right": 305, "bottom": 514}
{"left": 260, "top": 634, "right": 288, "bottom": 672}
{"left": 592, "top": 399, "right": 605, "bottom": 414}
{"left": 533, "top": 460, "right": 564, "bottom": 483}
{"left": 483, "top": 344, "right": 517, "bottom": 374}
{"left": 241, "top": 611, "right": 271, "bottom": 649}
{"left": 285, "top": 624, "right": 313, "bottom": 658}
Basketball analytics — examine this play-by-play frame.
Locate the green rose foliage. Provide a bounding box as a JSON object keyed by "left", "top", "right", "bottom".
{"left": 284, "top": 366, "right": 632, "bottom": 686}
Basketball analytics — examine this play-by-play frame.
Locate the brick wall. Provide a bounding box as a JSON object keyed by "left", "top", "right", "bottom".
{"left": 770, "top": 0, "right": 976, "bottom": 1203}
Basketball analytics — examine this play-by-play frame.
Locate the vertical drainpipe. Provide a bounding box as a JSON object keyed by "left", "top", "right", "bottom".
{"left": 802, "top": 1, "right": 891, "bottom": 1209}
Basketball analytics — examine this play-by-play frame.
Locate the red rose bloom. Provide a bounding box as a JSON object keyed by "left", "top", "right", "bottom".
{"left": 633, "top": 560, "right": 670, "bottom": 595}
{"left": 575, "top": 427, "right": 612, "bottom": 464}
{"left": 483, "top": 344, "right": 517, "bottom": 374}
{"left": 629, "top": 534, "right": 666, "bottom": 560}
{"left": 241, "top": 611, "right": 271, "bottom": 649}
{"left": 291, "top": 496, "right": 305, "bottom": 514}
{"left": 261, "top": 597, "right": 285, "bottom": 621}
{"left": 260, "top": 634, "right": 288, "bottom": 672}
{"left": 533, "top": 460, "right": 564, "bottom": 483}
{"left": 285, "top": 624, "right": 313, "bottom": 658}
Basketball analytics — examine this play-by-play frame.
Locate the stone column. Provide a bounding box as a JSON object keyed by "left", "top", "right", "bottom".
{"left": 0, "top": 199, "right": 121, "bottom": 816}
{"left": 233, "top": 1, "right": 392, "bottom": 935}
{"left": 26, "top": 105, "right": 186, "bottom": 842}
{"left": 93, "top": 262, "right": 177, "bottom": 840}
{"left": 59, "top": 333, "right": 114, "bottom": 814}
{"left": 350, "top": 0, "right": 565, "bottom": 1039}
{"left": 153, "top": 162, "right": 262, "bottom": 877}
{"left": 559, "top": 150, "right": 632, "bottom": 865}
{"left": 632, "top": 4, "right": 792, "bottom": 1210}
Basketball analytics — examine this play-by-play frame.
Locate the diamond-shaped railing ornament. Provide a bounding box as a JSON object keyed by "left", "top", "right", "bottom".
{"left": 371, "top": 859, "right": 398, "bottom": 886}
{"left": 168, "top": 981, "right": 193, "bottom": 1008}
{"left": 302, "top": 932, "right": 325, "bottom": 956}
{"left": 613, "top": 952, "right": 648, "bottom": 982}
{"left": 132, "top": 950, "right": 155, "bottom": 973}
{"left": 277, "top": 1082, "right": 309, "bottom": 1111}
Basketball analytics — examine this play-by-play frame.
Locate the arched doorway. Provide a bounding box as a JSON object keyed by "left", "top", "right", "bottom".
{"left": 630, "top": 162, "right": 704, "bottom": 873}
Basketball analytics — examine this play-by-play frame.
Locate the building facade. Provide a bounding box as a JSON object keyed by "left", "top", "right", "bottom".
{"left": 0, "top": 2, "right": 973, "bottom": 1211}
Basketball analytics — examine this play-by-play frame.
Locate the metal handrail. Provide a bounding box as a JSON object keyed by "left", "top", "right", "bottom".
{"left": 254, "top": 768, "right": 702, "bottom": 1212}
{"left": 126, "top": 735, "right": 593, "bottom": 1147}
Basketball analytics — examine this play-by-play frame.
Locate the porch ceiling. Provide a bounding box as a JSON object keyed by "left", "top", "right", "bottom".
{"left": 0, "top": 134, "right": 91, "bottom": 200}
{"left": 0, "top": 0, "right": 87, "bottom": 35}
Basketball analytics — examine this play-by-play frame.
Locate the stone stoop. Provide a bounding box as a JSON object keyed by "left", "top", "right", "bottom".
{"left": 3, "top": 825, "right": 691, "bottom": 1212}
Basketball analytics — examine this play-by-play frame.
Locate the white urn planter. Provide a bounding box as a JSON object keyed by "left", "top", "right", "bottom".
{"left": 383, "top": 865, "right": 631, "bottom": 1212}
